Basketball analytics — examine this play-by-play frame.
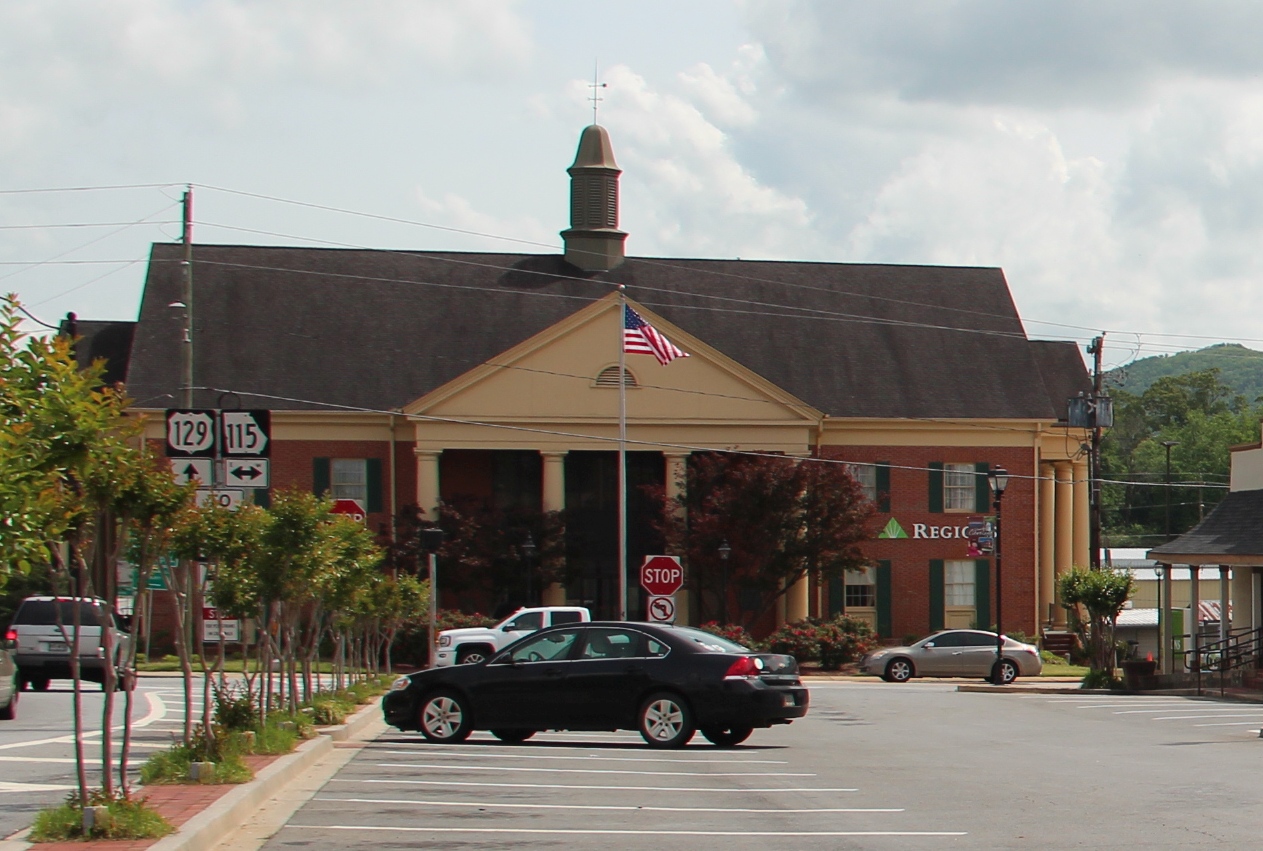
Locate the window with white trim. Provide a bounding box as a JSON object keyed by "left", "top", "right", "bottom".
{"left": 847, "top": 464, "right": 877, "bottom": 503}
{"left": 943, "top": 463, "right": 975, "bottom": 511}
{"left": 844, "top": 566, "right": 876, "bottom": 608}
{"left": 944, "top": 560, "right": 976, "bottom": 607}
{"left": 331, "top": 459, "right": 367, "bottom": 505}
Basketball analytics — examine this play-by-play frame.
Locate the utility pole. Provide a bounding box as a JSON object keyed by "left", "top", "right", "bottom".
{"left": 181, "top": 186, "right": 194, "bottom": 408}
{"left": 1087, "top": 334, "right": 1105, "bottom": 568}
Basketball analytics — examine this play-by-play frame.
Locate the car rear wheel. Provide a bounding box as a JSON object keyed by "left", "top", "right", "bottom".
{"left": 456, "top": 647, "right": 489, "bottom": 665}
{"left": 638, "top": 692, "right": 695, "bottom": 749}
{"left": 996, "top": 659, "right": 1019, "bottom": 685}
{"left": 0, "top": 688, "right": 16, "bottom": 720}
{"left": 418, "top": 690, "right": 473, "bottom": 743}
{"left": 883, "top": 658, "right": 913, "bottom": 683}
{"left": 700, "top": 725, "right": 752, "bottom": 747}
{"left": 490, "top": 729, "right": 536, "bottom": 743}
{"left": 31, "top": 678, "right": 50, "bottom": 692}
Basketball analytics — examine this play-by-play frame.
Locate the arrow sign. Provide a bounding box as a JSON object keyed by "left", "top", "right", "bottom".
{"left": 224, "top": 459, "right": 270, "bottom": 488}
{"left": 170, "top": 458, "right": 213, "bottom": 486}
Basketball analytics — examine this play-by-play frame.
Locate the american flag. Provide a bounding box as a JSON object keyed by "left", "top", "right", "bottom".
{"left": 624, "top": 305, "right": 689, "bottom": 365}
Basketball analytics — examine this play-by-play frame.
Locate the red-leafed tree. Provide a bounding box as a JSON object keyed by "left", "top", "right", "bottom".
{"left": 650, "top": 452, "right": 877, "bottom": 626}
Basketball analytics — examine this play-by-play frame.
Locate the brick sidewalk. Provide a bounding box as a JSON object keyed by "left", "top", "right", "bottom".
{"left": 32, "top": 755, "right": 278, "bottom": 850}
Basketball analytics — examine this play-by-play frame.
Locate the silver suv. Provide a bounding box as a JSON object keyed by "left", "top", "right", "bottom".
{"left": 9, "top": 597, "right": 131, "bottom": 691}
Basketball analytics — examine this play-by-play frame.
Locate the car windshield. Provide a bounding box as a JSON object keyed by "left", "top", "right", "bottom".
{"left": 670, "top": 626, "right": 752, "bottom": 654}
{"left": 13, "top": 600, "right": 109, "bottom": 627}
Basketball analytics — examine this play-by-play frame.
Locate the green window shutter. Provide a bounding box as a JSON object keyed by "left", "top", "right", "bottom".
{"left": 974, "top": 559, "right": 991, "bottom": 631}
{"left": 928, "top": 560, "right": 944, "bottom": 632}
{"left": 313, "top": 458, "right": 331, "bottom": 497}
{"left": 975, "top": 462, "right": 991, "bottom": 512}
{"left": 876, "top": 561, "right": 892, "bottom": 638}
{"left": 253, "top": 489, "right": 271, "bottom": 510}
{"left": 828, "top": 575, "right": 844, "bottom": 618}
{"left": 366, "top": 458, "right": 384, "bottom": 513}
{"left": 928, "top": 463, "right": 943, "bottom": 513}
{"left": 876, "top": 462, "right": 891, "bottom": 513}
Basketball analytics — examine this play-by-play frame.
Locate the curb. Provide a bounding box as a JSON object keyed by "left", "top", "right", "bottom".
{"left": 0, "top": 697, "right": 384, "bottom": 851}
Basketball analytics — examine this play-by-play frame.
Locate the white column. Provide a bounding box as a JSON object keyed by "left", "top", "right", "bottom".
{"left": 541, "top": 451, "right": 568, "bottom": 606}
{"left": 1220, "top": 566, "right": 1231, "bottom": 643}
{"left": 1039, "top": 462, "right": 1056, "bottom": 628}
{"left": 1054, "top": 461, "right": 1073, "bottom": 627}
{"left": 414, "top": 449, "right": 441, "bottom": 523}
{"left": 1161, "top": 566, "right": 1175, "bottom": 675}
{"left": 1188, "top": 565, "right": 1199, "bottom": 674}
{"left": 664, "top": 452, "right": 690, "bottom": 624}
{"left": 1072, "top": 459, "right": 1090, "bottom": 571}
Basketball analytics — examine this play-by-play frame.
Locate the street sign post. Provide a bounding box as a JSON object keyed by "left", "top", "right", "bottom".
{"left": 331, "top": 498, "right": 367, "bottom": 524}
{"left": 220, "top": 410, "right": 270, "bottom": 457}
{"left": 647, "top": 595, "right": 677, "bottom": 623}
{"left": 640, "top": 555, "right": 684, "bottom": 596}
{"left": 165, "top": 409, "right": 217, "bottom": 457}
{"left": 170, "top": 458, "right": 213, "bottom": 487}
{"left": 196, "top": 489, "right": 244, "bottom": 511}
{"left": 223, "top": 459, "right": 270, "bottom": 488}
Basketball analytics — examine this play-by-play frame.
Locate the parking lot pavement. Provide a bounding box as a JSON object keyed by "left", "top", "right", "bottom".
{"left": 1017, "top": 692, "right": 1263, "bottom": 736}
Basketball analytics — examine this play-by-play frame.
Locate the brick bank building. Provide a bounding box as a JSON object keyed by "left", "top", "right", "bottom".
{"left": 78, "top": 125, "right": 1092, "bottom": 641}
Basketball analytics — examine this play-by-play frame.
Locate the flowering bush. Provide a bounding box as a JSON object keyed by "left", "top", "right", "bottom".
{"left": 764, "top": 615, "right": 877, "bottom": 670}
{"left": 697, "top": 621, "right": 759, "bottom": 650}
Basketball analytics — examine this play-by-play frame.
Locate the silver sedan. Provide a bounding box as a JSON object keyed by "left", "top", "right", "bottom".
{"left": 861, "top": 629, "right": 1043, "bottom": 684}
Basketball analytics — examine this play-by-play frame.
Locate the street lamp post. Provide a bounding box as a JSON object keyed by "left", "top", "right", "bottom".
{"left": 420, "top": 527, "right": 445, "bottom": 668}
{"left": 1162, "top": 440, "right": 1179, "bottom": 541}
{"left": 988, "top": 466, "right": 1009, "bottom": 685}
{"left": 718, "top": 540, "right": 732, "bottom": 625}
{"left": 521, "top": 532, "right": 537, "bottom": 607}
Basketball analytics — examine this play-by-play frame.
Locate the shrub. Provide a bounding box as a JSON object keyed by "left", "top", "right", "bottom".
{"left": 30, "top": 790, "right": 172, "bottom": 842}
{"left": 213, "top": 682, "right": 258, "bottom": 732}
{"left": 1080, "top": 669, "right": 1123, "bottom": 690}
{"left": 697, "top": 621, "right": 758, "bottom": 649}
{"left": 764, "top": 616, "right": 877, "bottom": 670}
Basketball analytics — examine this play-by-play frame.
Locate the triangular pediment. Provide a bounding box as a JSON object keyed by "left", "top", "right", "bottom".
{"left": 403, "top": 294, "right": 820, "bottom": 449}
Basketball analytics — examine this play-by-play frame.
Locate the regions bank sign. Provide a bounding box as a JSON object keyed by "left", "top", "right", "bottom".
{"left": 873, "top": 517, "right": 990, "bottom": 550}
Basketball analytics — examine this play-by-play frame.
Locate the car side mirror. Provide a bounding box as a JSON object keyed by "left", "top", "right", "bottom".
{"left": 923, "top": 642, "right": 935, "bottom": 649}
{"left": 502, "top": 625, "right": 519, "bottom": 632}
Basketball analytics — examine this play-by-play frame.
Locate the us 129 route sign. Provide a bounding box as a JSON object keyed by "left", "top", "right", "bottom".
{"left": 165, "top": 409, "right": 217, "bottom": 457}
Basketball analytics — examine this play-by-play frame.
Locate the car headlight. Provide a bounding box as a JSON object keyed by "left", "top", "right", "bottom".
{"left": 438, "top": 634, "right": 451, "bottom": 647}
{"left": 390, "top": 676, "right": 411, "bottom": 691}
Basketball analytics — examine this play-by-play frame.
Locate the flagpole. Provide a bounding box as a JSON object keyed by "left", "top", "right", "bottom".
{"left": 617, "top": 287, "right": 629, "bottom": 621}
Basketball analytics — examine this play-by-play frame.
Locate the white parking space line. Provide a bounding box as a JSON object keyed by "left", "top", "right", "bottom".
{"left": 0, "top": 781, "right": 76, "bottom": 793}
{"left": 374, "top": 762, "right": 814, "bottom": 777}
{"left": 1111, "top": 708, "right": 1251, "bottom": 715}
{"left": 0, "top": 756, "right": 78, "bottom": 764}
{"left": 315, "top": 796, "right": 903, "bottom": 814}
{"left": 377, "top": 749, "right": 788, "bottom": 765}
{"left": 1193, "top": 721, "right": 1263, "bottom": 728}
{"left": 1152, "top": 714, "right": 1263, "bottom": 721}
{"left": 341, "top": 778, "right": 859, "bottom": 793}
{"left": 1073, "top": 704, "right": 1203, "bottom": 710}
{"left": 288, "top": 825, "right": 966, "bottom": 838}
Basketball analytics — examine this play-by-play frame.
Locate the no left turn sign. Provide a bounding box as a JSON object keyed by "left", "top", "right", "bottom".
{"left": 648, "top": 595, "right": 676, "bottom": 623}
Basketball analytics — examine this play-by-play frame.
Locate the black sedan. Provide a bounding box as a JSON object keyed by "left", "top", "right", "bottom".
{"left": 383, "top": 621, "right": 809, "bottom": 748}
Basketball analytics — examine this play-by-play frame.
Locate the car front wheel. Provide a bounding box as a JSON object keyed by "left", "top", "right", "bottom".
{"left": 419, "top": 690, "right": 473, "bottom": 743}
{"left": 883, "top": 658, "right": 913, "bottom": 683}
{"left": 638, "top": 692, "right": 695, "bottom": 748}
{"left": 700, "top": 725, "right": 752, "bottom": 747}
{"left": 456, "top": 647, "right": 489, "bottom": 665}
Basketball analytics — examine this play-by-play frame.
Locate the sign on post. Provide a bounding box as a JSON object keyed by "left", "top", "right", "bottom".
{"left": 640, "top": 555, "right": 684, "bottom": 596}
{"left": 648, "top": 595, "right": 677, "bottom": 623}
{"left": 220, "top": 410, "right": 270, "bottom": 457}
{"left": 331, "top": 498, "right": 367, "bottom": 524}
{"left": 223, "top": 459, "right": 269, "bottom": 488}
{"left": 170, "top": 458, "right": 213, "bottom": 487}
{"left": 165, "top": 409, "right": 217, "bottom": 457}
{"left": 196, "top": 489, "right": 244, "bottom": 511}
{"left": 202, "top": 607, "right": 240, "bottom": 642}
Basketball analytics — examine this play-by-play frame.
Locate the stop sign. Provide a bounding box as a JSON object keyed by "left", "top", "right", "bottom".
{"left": 640, "top": 555, "right": 684, "bottom": 596}
{"left": 330, "top": 498, "right": 366, "bottom": 523}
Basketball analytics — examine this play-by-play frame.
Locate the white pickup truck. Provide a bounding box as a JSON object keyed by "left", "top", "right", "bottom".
{"left": 434, "top": 606, "right": 591, "bottom": 666}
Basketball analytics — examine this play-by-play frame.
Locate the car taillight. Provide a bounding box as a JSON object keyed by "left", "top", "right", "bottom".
{"left": 4, "top": 629, "right": 15, "bottom": 642}
{"left": 724, "top": 656, "right": 763, "bottom": 679}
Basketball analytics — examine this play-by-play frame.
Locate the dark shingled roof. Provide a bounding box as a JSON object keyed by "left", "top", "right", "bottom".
{"left": 121, "top": 243, "right": 1089, "bottom": 417}
{"left": 1148, "top": 490, "right": 1263, "bottom": 561}
{"left": 59, "top": 318, "right": 135, "bottom": 386}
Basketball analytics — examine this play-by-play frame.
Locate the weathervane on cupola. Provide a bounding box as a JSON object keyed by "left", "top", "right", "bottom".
{"left": 561, "top": 61, "right": 626, "bottom": 272}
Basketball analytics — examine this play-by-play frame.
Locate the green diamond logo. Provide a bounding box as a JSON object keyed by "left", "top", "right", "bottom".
{"left": 878, "top": 518, "right": 909, "bottom": 539}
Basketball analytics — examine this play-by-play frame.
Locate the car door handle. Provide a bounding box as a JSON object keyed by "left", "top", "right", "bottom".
{"left": 624, "top": 665, "right": 644, "bottom": 674}
{"left": 544, "top": 668, "right": 564, "bottom": 678}
{"left": 952, "top": 651, "right": 964, "bottom": 656}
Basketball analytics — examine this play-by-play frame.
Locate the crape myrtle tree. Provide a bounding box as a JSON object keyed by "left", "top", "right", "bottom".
{"left": 650, "top": 452, "right": 878, "bottom": 628}
{"left": 1058, "top": 566, "right": 1133, "bottom": 675}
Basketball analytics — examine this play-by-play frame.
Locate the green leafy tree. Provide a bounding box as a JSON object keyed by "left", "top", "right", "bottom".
{"left": 1058, "top": 567, "right": 1133, "bottom": 675}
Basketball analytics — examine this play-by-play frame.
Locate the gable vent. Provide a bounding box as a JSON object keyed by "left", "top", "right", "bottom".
{"left": 595, "top": 365, "right": 638, "bottom": 388}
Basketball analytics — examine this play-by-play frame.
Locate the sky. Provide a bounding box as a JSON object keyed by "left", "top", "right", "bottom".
{"left": 5, "top": 0, "right": 1263, "bottom": 374}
